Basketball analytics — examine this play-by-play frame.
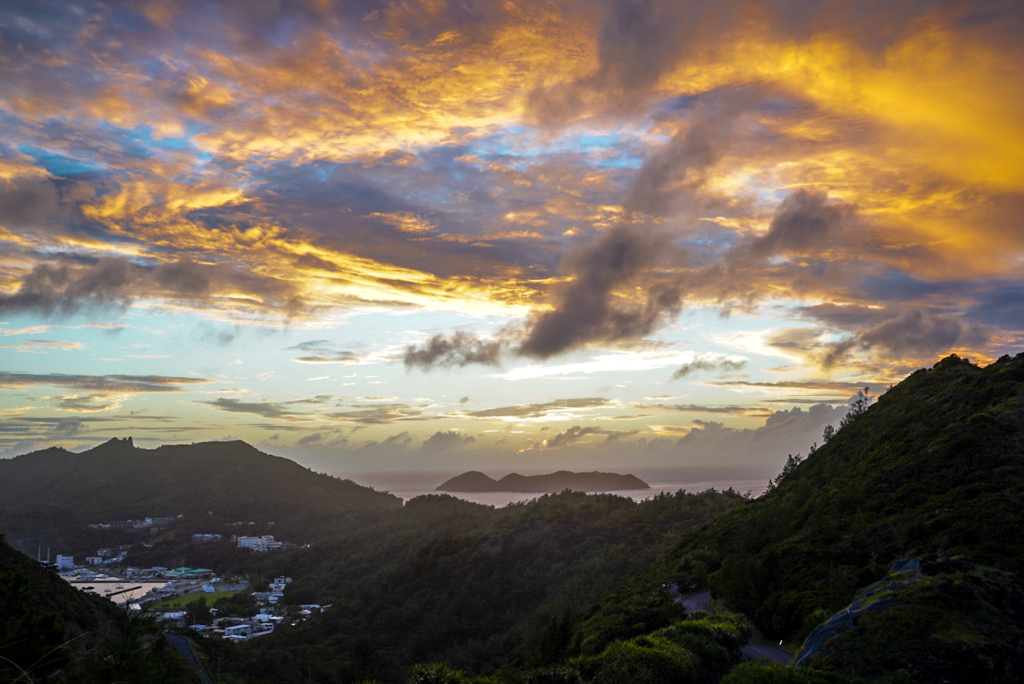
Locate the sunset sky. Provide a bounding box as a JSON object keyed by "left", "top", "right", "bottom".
{"left": 1, "top": 0, "right": 1021, "bottom": 475}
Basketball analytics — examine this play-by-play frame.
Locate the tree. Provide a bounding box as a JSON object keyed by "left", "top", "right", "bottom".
{"left": 839, "top": 388, "right": 871, "bottom": 429}
{"left": 821, "top": 424, "right": 836, "bottom": 443}
{"left": 184, "top": 596, "right": 212, "bottom": 626}
{"left": 765, "top": 454, "right": 803, "bottom": 493}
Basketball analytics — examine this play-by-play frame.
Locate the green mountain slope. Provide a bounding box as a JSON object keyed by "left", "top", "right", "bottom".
{"left": 576, "top": 353, "right": 1024, "bottom": 650}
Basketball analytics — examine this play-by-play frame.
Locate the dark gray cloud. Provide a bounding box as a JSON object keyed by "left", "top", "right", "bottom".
{"left": 464, "top": 397, "right": 612, "bottom": 419}
{"left": 517, "top": 224, "right": 682, "bottom": 358}
{"left": 0, "top": 371, "right": 209, "bottom": 393}
{"left": 0, "top": 176, "right": 63, "bottom": 229}
{"left": 420, "top": 430, "right": 476, "bottom": 453}
{"left": 151, "top": 259, "right": 304, "bottom": 313}
{"left": 743, "top": 189, "right": 851, "bottom": 259}
{"left": 0, "top": 258, "right": 133, "bottom": 316}
{"left": 0, "top": 256, "right": 304, "bottom": 318}
{"left": 623, "top": 117, "right": 732, "bottom": 216}
{"left": 404, "top": 331, "right": 504, "bottom": 370}
{"left": 823, "top": 309, "right": 991, "bottom": 366}
{"left": 202, "top": 398, "right": 307, "bottom": 420}
{"left": 672, "top": 356, "right": 747, "bottom": 379}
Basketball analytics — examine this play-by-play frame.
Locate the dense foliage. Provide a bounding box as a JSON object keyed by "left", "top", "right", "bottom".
{"left": 796, "top": 555, "right": 1024, "bottom": 683}
{"left": 573, "top": 353, "right": 1024, "bottom": 649}
{"left": 0, "top": 534, "right": 194, "bottom": 683}
{"left": 529, "top": 613, "right": 752, "bottom": 684}
{"left": 202, "top": 488, "right": 748, "bottom": 683}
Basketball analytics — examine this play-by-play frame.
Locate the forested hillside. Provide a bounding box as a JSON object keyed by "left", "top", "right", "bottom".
{"left": 202, "top": 488, "right": 749, "bottom": 682}
{"left": 565, "top": 353, "right": 1024, "bottom": 682}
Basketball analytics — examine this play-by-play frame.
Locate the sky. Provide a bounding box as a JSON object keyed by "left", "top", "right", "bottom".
{"left": 0, "top": 0, "right": 1022, "bottom": 476}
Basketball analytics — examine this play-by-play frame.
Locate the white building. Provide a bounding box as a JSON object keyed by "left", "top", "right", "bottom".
{"left": 55, "top": 555, "right": 75, "bottom": 570}
{"left": 224, "top": 624, "right": 253, "bottom": 638}
{"left": 86, "top": 556, "right": 104, "bottom": 565}
{"left": 236, "top": 535, "right": 282, "bottom": 552}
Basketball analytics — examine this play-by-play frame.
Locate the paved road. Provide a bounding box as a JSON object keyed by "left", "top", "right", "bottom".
{"left": 678, "top": 590, "right": 792, "bottom": 664}
{"left": 679, "top": 590, "right": 713, "bottom": 612}
{"left": 167, "top": 633, "right": 213, "bottom": 684}
{"left": 742, "top": 640, "right": 792, "bottom": 664}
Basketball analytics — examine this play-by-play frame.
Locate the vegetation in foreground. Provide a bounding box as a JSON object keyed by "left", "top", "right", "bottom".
{"left": 0, "top": 534, "right": 195, "bottom": 683}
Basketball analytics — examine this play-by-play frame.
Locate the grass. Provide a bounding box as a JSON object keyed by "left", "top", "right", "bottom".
{"left": 151, "top": 589, "right": 236, "bottom": 609}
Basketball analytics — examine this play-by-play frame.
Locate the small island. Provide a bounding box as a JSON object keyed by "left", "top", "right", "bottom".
{"left": 437, "top": 470, "right": 650, "bottom": 493}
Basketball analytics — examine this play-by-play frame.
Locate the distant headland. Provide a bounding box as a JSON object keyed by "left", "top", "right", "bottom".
{"left": 437, "top": 470, "right": 650, "bottom": 493}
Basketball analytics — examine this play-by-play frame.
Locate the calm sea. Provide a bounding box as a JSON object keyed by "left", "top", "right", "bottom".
{"left": 338, "top": 466, "right": 771, "bottom": 507}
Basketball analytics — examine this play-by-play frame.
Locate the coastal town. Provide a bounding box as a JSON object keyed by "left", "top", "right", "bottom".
{"left": 49, "top": 515, "right": 313, "bottom": 641}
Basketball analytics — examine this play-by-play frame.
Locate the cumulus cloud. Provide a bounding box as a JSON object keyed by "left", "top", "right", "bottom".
{"left": 48, "top": 417, "right": 84, "bottom": 439}
{"left": 517, "top": 225, "right": 683, "bottom": 358}
{"left": 420, "top": 430, "right": 476, "bottom": 453}
{"left": 671, "top": 402, "right": 848, "bottom": 466}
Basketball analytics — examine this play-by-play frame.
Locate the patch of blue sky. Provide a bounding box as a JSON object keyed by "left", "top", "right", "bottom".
{"left": 466, "top": 125, "right": 641, "bottom": 167}
{"left": 102, "top": 123, "right": 197, "bottom": 156}
{"left": 17, "top": 145, "right": 102, "bottom": 176}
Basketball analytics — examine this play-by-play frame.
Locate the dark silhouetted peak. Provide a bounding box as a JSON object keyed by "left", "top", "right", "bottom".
{"left": 93, "top": 436, "right": 135, "bottom": 453}
{"left": 436, "top": 471, "right": 499, "bottom": 492}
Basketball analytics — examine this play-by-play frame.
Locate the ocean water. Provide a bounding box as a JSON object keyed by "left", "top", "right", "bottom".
{"left": 338, "top": 466, "right": 771, "bottom": 508}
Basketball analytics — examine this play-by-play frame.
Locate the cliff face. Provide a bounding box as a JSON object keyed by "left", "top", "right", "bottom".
{"left": 437, "top": 470, "right": 650, "bottom": 493}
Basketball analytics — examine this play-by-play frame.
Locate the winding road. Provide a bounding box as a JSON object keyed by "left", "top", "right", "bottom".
{"left": 167, "top": 632, "right": 213, "bottom": 684}
{"left": 677, "top": 590, "right": 792, "bottom": 665}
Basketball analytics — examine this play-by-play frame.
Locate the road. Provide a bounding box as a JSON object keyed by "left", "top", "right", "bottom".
{"left": 166, "top": 632, "right": 213, "bottom": 684}
{"left": 677, "top": 590, "right": 792, "bottom": 665}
